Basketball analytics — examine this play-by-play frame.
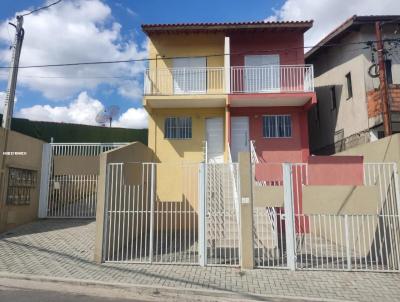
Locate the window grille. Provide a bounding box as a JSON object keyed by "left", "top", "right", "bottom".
{"left": 263, "top": 115, "right": 292, "bottom": 138}
{"left": 164, "top": 117, "right": 192, "bottom": 139}
{"left": 6, "top": 167, "right": 37, "bottom": 205}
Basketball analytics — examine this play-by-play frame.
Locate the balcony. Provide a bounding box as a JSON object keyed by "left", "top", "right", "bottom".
{"left": 144, "top": 65, "right": 314, "bottom": 96}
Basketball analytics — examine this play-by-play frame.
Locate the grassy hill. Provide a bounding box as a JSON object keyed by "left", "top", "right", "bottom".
{"left": 0, "top": 115, "right": 148, "bottom": 144}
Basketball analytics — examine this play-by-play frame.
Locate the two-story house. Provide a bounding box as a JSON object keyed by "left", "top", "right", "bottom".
{"left": 306, "top": 15, "right": 400, "bottom": 154}
{"left": 142, "top": 20, "right": 316, "bottom": 166}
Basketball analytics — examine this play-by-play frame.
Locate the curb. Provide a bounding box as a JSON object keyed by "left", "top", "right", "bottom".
{"left": 0, "top": 271, "right": 350, "bottom": 302}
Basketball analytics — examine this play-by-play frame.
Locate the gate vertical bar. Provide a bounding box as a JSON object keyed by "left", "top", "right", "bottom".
{"left": 392, "top": 164, "right": 400, "bottom": 219}
{"left": 344, "top": 214, "right": 352, "bottom": 270}
{"left": 149, "top": 163, "right": 155, "bottom": 263}
{"left": 198, "top": 163, "right": 206, "bottom": 266}
{"left": 283, "top": 163, "right": 296, "bottom": 271}
{"left": 38, "top": 143, "right": 52, "bottom": 218}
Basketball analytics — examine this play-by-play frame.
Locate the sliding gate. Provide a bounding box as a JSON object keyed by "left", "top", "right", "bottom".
{"left": 102, "top": 162, "right": 241, "bottom": 266}
{"left": 41, "top": 143, "right": 125, "bottom": 218}
{"left": 253, "top": 161, "right": 400, "bottom": 272}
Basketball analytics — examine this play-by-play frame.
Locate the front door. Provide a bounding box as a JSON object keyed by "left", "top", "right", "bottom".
{"left": 231, "top": 116, "right": 249, "bottom": 162}
{"left": 205, "top": 117, "right": 224, "bottom": 163}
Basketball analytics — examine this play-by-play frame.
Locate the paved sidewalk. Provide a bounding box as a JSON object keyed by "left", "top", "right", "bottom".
{"left": 0, "top": 219, "right": 400, "bottom": 301}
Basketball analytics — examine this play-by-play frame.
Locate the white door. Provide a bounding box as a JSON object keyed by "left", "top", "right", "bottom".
{"left": 173, "top": 57, "right": 206, "bottom": 94}
{"left": 244, "top": 55, "right": 280, "bottom": 92}
{"left": 230, "top": 117, "right": 249, "bottom": 162}
{"left": 206, "top": 117, "right": 224, "bottom": 163}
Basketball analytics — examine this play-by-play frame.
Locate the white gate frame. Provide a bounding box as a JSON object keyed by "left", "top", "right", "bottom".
{"left": 39, "top": 142, "right": 127, "bottom": 218}
{"left": 282, "top": 163, "right": 296, "bottom": 271}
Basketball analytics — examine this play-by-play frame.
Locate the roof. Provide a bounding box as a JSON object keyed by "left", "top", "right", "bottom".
{"left": 141, "top": 20, "right": 313, "bottom": 35}
{"left": 306, "top": 15, "right": 400, "bottom": 59}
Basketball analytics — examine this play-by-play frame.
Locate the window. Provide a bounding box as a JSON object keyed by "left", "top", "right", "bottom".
{"left": 173, "top": 57, "right": 206, "bottom": 94}
{"left": 330, "top": 86, "right": 337, "bottom": 110}
{"left": 6, "top": 168, "right": 37, "bottom": 205}
{"left": 244, "top": 55, "right": 280, "bottom": 92}
{"left": 164, "top": 117, "right": 192, "bottom": 139}
{"left": 385, "top": 60, "right": 393, "bottom": 85}
{"left": 345, "top": 72, "right": 353, "bottom": 99}
{"left": 263, "top": 115, "right": 292, "bottom": 138}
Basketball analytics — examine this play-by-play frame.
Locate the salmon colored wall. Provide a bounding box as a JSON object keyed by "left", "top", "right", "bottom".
{"left": 229, "top": 31, "right": 305, "bottom": 66}
{"left": 231, "top": 106, "right": 310, "bottom": 163}
{"left": 307, "top": 156, "right": 364, "bottom": 185}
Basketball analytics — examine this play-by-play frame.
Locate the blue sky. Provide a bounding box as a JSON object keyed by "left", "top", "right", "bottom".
{"left": 0, "top": 0, "right": 399, "bottom": 128}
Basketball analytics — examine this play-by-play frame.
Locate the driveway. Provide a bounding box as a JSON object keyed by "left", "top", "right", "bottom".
{"left": 0, "top": 219, "right": 400, "bottom": 301}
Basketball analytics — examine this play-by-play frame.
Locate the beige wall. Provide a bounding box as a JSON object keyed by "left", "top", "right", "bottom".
{"left": 0, "top": 129, "right": 45, "bottom": 233}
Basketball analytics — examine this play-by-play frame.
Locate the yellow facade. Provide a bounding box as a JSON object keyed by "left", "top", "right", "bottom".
{"left": 148, "top": 107, "right": 227, "bottom": 163}
{"left": 144, "top": 32, "right": 229, "bottom": 164}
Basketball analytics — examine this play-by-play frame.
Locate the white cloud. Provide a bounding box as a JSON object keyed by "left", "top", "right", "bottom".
{"left": 266, "top": 0, "right": 400, "bottom": 46}
{"left": 0, "top": 0, "right": 146, "bottom": 101}
{"left": 113, "top": 107, "right": 148, "bottom": 129}
{"left": 16, "top": 91, "right": 147, "bottom": 129}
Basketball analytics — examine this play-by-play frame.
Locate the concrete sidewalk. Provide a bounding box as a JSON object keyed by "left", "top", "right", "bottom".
{"left": 0, "top": 219, "right": 399, "bottom": 301}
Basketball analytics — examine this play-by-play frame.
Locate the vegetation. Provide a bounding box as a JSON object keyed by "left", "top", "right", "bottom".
{"left": 0, "top": 115, "right": 148, "bottom": 144}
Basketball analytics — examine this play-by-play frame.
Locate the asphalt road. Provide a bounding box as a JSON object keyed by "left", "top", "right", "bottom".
{"left": 0, "top": 285, "right": 147, "bottom": 302}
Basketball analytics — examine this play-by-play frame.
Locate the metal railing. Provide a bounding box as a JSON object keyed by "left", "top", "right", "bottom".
{"left": 144, "top": 67, "right": 225, "bottom": 95}
{"left": 144, "top": 65, "right": 314, "bottom": 95}
{"left": 228, "top": 144, "right": 240, "bottom": 224}
{"left": 231, "top": 65, "right": 314, "bottom": 93}
{"left": 250, "top": 140, "right": 281, "bottom": 268}
{"left": 45, "top": 143, "right": 127, "bottom": 218}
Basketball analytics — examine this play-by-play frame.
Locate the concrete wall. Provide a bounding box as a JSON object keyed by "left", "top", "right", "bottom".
{"left": 307, "top": 24, "right": 400, "bottom": 153}
{"left": 0, "top": 129, "right": 45, "bottom": 233}
{"left": 148, "top": 107, "right": 226, "bottom": 163}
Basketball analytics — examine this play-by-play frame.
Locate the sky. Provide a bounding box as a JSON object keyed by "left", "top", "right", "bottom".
{"left": 0, "top": 0, "right": 399, "bottom": 129}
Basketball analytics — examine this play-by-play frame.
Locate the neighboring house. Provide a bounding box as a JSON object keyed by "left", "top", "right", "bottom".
{"left": 142, "top": 20, "right": 316, "bottom": 165}
{"left": 306, "top": 15, "right": 400, "bottom": 155}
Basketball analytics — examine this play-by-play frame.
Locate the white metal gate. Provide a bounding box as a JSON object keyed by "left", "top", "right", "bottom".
{"left": 287, "top": 162, "right": 400, "bottom": 272}
{"left": 41, "top": 143, "right": 125, "bottom": 218}
{"left": 102, "top": 162, "right": 241, "bottom": 266}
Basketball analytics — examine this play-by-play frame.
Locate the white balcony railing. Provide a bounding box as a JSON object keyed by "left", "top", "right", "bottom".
{"left": 144, "top": 65, "right": 314, "bottom": 96}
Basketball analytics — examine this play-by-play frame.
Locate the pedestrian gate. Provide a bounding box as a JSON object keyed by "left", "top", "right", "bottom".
{"left": 101, "top": 162, "right": 241, "bottom": 266}
{"left": 39, "top": 143, "right": 126, "bottom": 218}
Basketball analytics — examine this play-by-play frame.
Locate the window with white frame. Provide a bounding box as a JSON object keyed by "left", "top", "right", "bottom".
{"left": 173, "top": 57, "right": 206, "bottom": 94}
{"left": 263, "top": 115, "right": 292, "bottom": 138}
{"left": 164, "top": 117, "right": 192, "bottom": 139}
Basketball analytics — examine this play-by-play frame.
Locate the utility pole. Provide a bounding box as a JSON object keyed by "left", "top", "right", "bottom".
{"left": 375, "top": 21, "right": 392, "bottom": 137}
{"left": 2, "top": 15, "right": 24, "bottom": 129}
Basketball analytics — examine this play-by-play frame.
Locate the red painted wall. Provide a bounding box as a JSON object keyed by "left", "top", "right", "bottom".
{"left": 229, "top": 31, "right": 305, "bottom": 66}
{"left": 231, "top": 106, "right": 310, "bottom": 163}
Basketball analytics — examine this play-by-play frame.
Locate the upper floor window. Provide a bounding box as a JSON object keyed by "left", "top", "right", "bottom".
{"left": 164, "top": 117, "right": 192, "bottom": 139}
{"left": 173, "top": 57, "right": 206, "bottom": 94}
{"left": 330, "top": 86, "right": 337, "bottom": 111}
{"left": 244, "top": 55, "right": 280, "bottom": 92}
{"left": 385, "top": 59, "right": 393, "bottom": 85}
{"left": 345, "top": 72, "right": 353, "bottom": 99}
{"left": 263, "top": 115, "right": 292, "bottom": 138}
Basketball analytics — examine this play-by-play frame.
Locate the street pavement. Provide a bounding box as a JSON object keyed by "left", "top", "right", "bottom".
{"left": 0, "top": 219, "right": 399, "bottom": 301}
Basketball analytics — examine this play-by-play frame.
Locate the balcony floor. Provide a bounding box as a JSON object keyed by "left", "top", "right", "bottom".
{"left": 228, "top": 92, "right": 316, "bottom": 107}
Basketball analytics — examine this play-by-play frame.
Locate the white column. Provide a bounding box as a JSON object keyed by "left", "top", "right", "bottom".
{"left": 283, "top": 163, "right": 296, "bottom": 271}
{"left": 224, "top": 36, "right": 231, "bottom": 94}
{"left": 38, "top": 143, "right": 52, "bottom": 218}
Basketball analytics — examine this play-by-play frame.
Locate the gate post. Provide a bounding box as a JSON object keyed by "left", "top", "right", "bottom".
{"left": 283, "top": 163, "right": 296, "bottom": 271}
{"left": 38, "top": 143, "right": 51, "bottom": 218}
{"left": 239, "top": 152, "right": 254, "bottom": 269}
{"left": 198, "top": 163, "right": 207, "bottom": 266}
{"left": 149, "top": 163, "right": 155, "bottom": 263}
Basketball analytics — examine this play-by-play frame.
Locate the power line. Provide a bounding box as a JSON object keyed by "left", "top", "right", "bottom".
{"left": 0, "top": 38, "right": 398, "bottom": 70}
{"left": 20, "top": 0, "right": 62, "bottom": 17}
